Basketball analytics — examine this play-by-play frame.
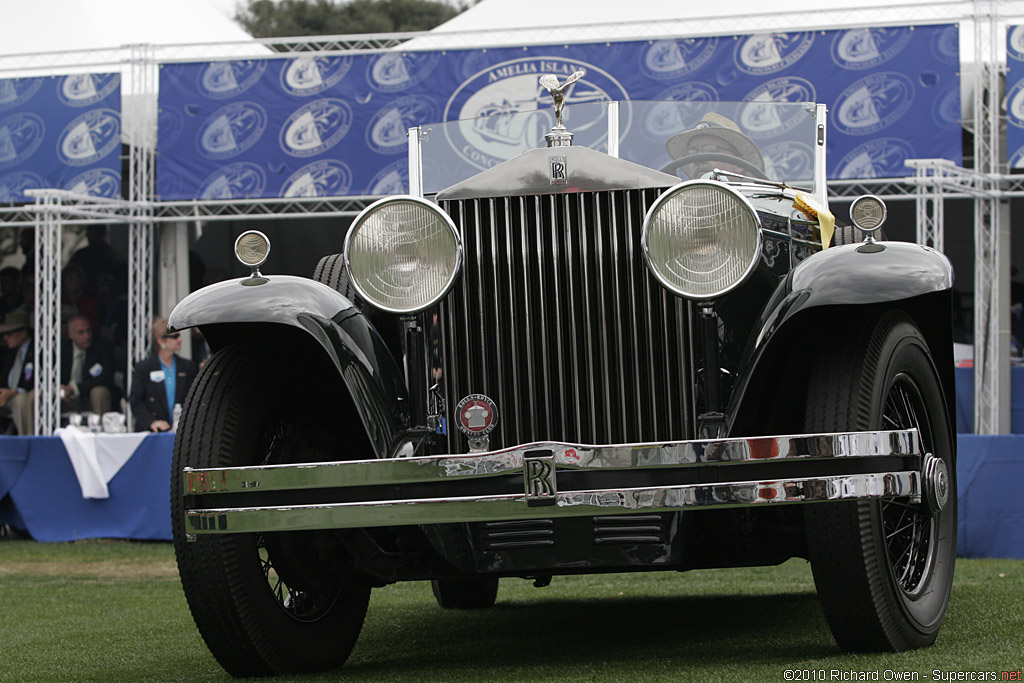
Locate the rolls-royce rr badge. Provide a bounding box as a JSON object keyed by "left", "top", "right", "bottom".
{"left": 455, "top": 394, "right": 498, "bottom": 437}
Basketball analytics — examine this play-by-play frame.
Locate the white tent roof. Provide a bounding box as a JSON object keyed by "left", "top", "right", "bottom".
{"left": 412, "top": 0, "right": 984, "bottom": 51}
{"left": 0, "top": 0, "right": 252, "bottom": 58}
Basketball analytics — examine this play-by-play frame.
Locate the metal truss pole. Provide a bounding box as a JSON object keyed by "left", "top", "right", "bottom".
{"left": 908, "top": 159, "right": 955, "bottom": 251}
{"left": 126, "top": 44, "right": 157, "bottom": 431}
{"left": 972, "top": 0, "right": 1009, "bottom": 434}
{"left": 32, "top": 194, "right": 62, "bottom": 435}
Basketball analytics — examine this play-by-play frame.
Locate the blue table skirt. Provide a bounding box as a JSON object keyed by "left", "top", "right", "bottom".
{"left": 1, "top": 432, "right": 1022, "bottom": 557}
{"left": 0, "top": 434, "right": 174, "bottom": 542}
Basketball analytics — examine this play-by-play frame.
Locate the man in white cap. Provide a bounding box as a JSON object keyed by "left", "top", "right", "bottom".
{"left": 0, "top": 310, "right": 34, "bottom": 435}
{"left": 665, "top": 111, "right": 766, "bottom": 179}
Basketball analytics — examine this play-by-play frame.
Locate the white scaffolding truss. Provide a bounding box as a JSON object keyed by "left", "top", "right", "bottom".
{"left": 1, "top": 1, "right": 1022, "bottom": 433}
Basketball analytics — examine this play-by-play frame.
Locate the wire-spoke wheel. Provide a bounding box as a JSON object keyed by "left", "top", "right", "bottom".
{"left": 172, "top": 344, "right": 369, "bottom": 677}
{"left": 804, "top": 311, "right": 956, "bottom": 652}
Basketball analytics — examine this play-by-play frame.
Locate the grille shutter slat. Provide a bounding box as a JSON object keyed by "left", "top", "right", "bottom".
{"left": 439, "top": 189, "right": 693, "bottom": 450}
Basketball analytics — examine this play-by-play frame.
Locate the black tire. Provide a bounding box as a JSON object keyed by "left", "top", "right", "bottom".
{"left": 431, "top": 577, "right": 499, "bottom": 609}
{"left": 804, "top": 311, "right": 956, "bottom": 652}
{"left": 313, "top": 253, "right": 358, "bottom": 300}
{"left": 171, "top": 344, "right": 370, "bottom": 677}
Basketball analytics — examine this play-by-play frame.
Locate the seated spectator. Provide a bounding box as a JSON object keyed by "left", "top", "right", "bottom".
{"left": 60, "top": 314, "right": 118, "bottom": 417}
{"left": 0, "top": 311, "right": 35, "bottom": 435}
{"left": 129, "top": 318, "right": 197, "bottom": 432}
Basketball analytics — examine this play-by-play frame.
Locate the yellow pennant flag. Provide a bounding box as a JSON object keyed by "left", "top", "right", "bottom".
{"left": 794, "top": 193, "right": 835, "bottom": 250}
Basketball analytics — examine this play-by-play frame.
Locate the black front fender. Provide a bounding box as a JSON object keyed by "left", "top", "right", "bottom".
{"left": 729, "top": 241, "right": 955, "bottom": 434}
{"left": 169, "top": 276, "right": 409, "bottom": 460}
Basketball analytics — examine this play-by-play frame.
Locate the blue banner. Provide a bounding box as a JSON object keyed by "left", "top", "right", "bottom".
{"left": 1007, "top": 27, "right": 1024, "bottom": 167}
{"left": 0, "top": 74, "right": 122, "bottom": 203}
{"left": 156, "top": 24, "right": 961, "bottom": 200}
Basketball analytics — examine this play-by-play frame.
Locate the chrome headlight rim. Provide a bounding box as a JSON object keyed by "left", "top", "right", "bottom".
{"left": 234, "top": 229, "right": 271, "bottom": 269}
{"left": 343, "top": 195, "right": 463, "bottom": 315}
{"left": 641, "top": 179, "right": 763, "bottom": 301}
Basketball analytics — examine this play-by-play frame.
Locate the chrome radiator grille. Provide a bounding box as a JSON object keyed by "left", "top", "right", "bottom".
{"left": 437, "top": 189, "right": 694, "bottom": 451}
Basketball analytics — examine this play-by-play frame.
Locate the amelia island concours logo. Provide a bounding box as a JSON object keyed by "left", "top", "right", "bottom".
{"left": 740, "top": 77, "right": 816, "bottom": 139}
{"left": 59, "top": 73, "right": 120, "bottom": 107}
{"left": 279, "top": 98, "right": 353, "bottom": 157}
{"left": 199, "top": 61, "right": 266, "bottom": 99}
{"left": 368, "top": 51, "right": 441, "bottom": 92}
{"left": 280, "top": 55, "right": 352, "bottom": 96}
{"left": 199, "top": 162, "right": 267, "bottom": 200}
{"left": 835, "top": 138, "right": 915, "bottom": 179}
{"left": 280, "top": 159, "right": 352, "bottom": 197}
{"left": 0, "top": 112, "right": 44, "bottom": 169}
{"left": 366, "top": 159, "right": 408, "bottom": 195}
{"left": 640, "top": 38, "right": 718, "bottom": 80}
{"left": 0, "top": 171, "right": 43, "bottom": 202}
{"left": 367, "top": 96, "right": 439, "bottom": 154}
{"left": 57, "top": 109, "right": 121, "bottom": 166}
{"left": 735, "top": 32, "right": 814, "bottom": 75}
{"left": 834, "top": 72, "right": 914, "bottom": 136}
{"left": 1007, "top": 77, "right": 1024, "bottom": 130}
{"left": 65, "top": 168, "right": 121, "bottom": 198}
{"left": 443, "top": 57, "right": 629, "bottom": 171}
{"left": 1010, "top": 26, "right": 1024, "bottom": 61}
{"left": 0, "top": 78, "right": 43, "bottom": 110}
{"left": 762, "top": 141, "right": 813, "bottom": 182}
{"left": 198, "top": 102, "right": 267, "bottom": 160}
{"left": 641, "top": 82, "right": 718, "bottom": 142}
{"left": 831, "top": 27, "right": 913, "bottom": 70}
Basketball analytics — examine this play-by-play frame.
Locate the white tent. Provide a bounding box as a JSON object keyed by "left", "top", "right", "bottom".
{"left": 0, "top": 0, "right": 252, "bottom": 57}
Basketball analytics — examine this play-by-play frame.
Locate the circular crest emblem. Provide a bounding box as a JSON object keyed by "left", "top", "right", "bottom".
{"left": 735, "top": 32, "right": 814, "bottom": 75}
{"left": 59, "top": 73, "right": 120, "bottom": 107}
{"left": 455, "top": 394, "right": 498, "bottom": 437}
{"left": 365, "top": 159, "right": 408, "bottom": 195}
{"left": 367, "top": 95, "right": 439, "bottom": 154}
{"left": 197, "top": 101, "right": 267, "bottom": 160}
{"left": 0, "top": 170, "right": 43, "bottom": 202}
{"left": 280, "top": 159, "right": 352, "bottom": 197}
{"left": 199, "top": 161, "right": 267, "bottom": 200}
{"left": 740, "top": 77, "right": 816, "bottom": 139}
{"left": 199, "top": 61, "right": 266, "bottom": 99}
{"left": 640, "top": 82, "right": 718, "bottom": 143}
{"left": 640, "top": 38, "right": 718, "bottom": 80}
{"left": 58, "top": 108, "right": 121, "bottom": 166}
{"left": 1009, "top": 144, "right": 1024, "bottom": 170}
{"left": 280, "top": 56, "right": 352, "bottom": 96}
{"left": 0, "top": 112, "right": 45, "bottom": 169}
{"left": 835, "top": 138, "right": 915, "bottom": 179}
{"left": 831, "top": 28, "right": 913, "bottom": 71}
{"left": 1007, "top": 78, "right": 1024, "bottom": 130}
{"left": 0, "top": 78, "right": 43, "bottom": 110}
{"left": 65, "top": 168, "right": 121, "bottom": 198}
{"left": 368, "top": 51, "right": 441, "bottom": 92}
{"left": 158, "top": 108, "right": 185, "bottom": 149}
{"left": 932, "top": 24, "right": 960, "bottom": 64}
{"left": 761, "top": 141, "right": 813, "bottom": 182}
{"left": 279, "top": 98, "right": 353, "bottom": 157}
{"left": 833, "top": 72, "right": 914, "bottom": 136}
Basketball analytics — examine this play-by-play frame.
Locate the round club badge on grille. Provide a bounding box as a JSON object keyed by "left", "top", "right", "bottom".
{"left": 455, "top": 394, "right": 498, "bottom": 437}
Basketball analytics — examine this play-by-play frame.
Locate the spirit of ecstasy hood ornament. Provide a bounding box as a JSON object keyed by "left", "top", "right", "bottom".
{"left": 539, "top": 69, "right": 585, "bottom": 147}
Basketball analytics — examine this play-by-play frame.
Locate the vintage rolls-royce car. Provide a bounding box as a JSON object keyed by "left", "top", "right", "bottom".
{"left": 169, "top": 78, "right": 956, "bottom": 677}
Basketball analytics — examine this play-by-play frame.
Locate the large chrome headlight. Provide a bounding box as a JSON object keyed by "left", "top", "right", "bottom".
{"left": 641, "top": 180, "right": 762, "bottom": 300}
{"left": 344, "top": 196, "right": 462, "bottom": 314}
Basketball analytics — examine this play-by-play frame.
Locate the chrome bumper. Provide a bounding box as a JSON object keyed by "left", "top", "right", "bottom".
{"left": 183, "top": 430, "right": 923, "bottom": 536}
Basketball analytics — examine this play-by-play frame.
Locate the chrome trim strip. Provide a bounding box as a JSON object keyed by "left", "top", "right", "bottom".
{"left": 184, "top": 429, "right": 919, "bottom": 494}
{"left": 185, "top": 471, "right": 921, "bottom": 534}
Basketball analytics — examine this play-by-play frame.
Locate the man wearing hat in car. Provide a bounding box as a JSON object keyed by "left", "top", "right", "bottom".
{"left": 0, "top": 310, "right": 35, "bottom": 435}
{"left": 665, "top": 111, "right": 766, "bottom": 179}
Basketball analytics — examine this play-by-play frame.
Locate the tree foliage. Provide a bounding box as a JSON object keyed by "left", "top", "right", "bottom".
{"left": 236, "top": 0, "right": 466, "bottom": 38}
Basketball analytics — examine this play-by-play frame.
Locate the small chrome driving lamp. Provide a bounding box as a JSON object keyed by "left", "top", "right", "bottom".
{"left": 234, "top": 230, "right": 271, "bottom": 281}
{"left": 849, "top": 195, "right": 887, "bottom": 244}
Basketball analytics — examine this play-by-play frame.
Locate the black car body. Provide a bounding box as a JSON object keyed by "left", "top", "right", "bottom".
{"left": 169, "top": 92, "right": 956, "bottom": 677}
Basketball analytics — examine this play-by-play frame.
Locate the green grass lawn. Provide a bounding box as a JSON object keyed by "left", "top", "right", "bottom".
{"left": 0, "top": 540, "right": 1021, "bottom": 682}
